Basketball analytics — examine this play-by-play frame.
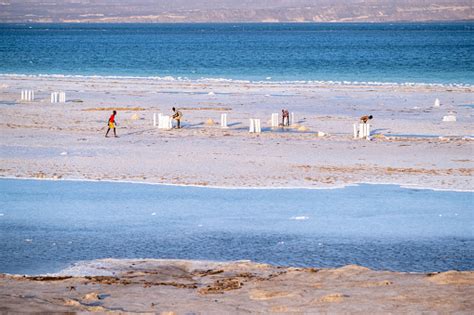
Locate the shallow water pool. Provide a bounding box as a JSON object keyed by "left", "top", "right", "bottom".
{"left": 0, "top": 178, "right": 472, "bottom": 274}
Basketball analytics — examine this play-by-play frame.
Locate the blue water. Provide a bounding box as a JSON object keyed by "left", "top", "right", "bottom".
{"left": 0, "top": 179, "right": 472, "bottom": 275}
{"left": 0, "top": 23, "right": 473, "bottom": 84}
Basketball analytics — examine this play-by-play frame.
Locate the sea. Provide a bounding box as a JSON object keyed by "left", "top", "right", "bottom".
{"left": 0, "top": 179, "right": 472, "bottom": 275}
{"left": 0, "top": 22, "right": 473, "bottom": 85}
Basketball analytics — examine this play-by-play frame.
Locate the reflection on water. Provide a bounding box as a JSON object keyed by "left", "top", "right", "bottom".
{"left": 0, "top": 179, "right": 472, "bottom": 274}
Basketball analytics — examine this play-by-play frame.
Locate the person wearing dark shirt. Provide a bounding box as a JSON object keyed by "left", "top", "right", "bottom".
{"left": 282, "top": 109, "right": 290, "bottom": 126}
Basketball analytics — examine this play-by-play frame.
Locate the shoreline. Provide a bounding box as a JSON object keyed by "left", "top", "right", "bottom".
{"left": 1, "top": 257, "right": 469, "bottom": 277}
{"left": 0, "top": 257, "right": 442, "bottom": 277}
{"left": 2, "top": 73, "right": 473, "bottom": 89}
{"left": 2, "top": 175, "right": 474, "bottom": 193}
{"left": 0, "top": 260, "right": 414, "bottom": 278}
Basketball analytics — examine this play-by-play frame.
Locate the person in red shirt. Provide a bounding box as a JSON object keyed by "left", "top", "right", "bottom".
{"left": 105, "top": 110, "right": 118, "bottom": 137}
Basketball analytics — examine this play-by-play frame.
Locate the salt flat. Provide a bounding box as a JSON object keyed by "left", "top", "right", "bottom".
{"left": 0, "top": 75, "right": 473, "bottom": 191}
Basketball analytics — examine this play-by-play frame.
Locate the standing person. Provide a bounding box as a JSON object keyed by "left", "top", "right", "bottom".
{"left": 360, "top": 115, "right": 373, "bottom": 124}
{"left": 172, "top": 107, "right": 183, "bottom": 129}
{"left": 282, "top": 109, "right": 290, "bottom": 126}
{"left": 105, "top": 110, "right": 118, "bottom": 137}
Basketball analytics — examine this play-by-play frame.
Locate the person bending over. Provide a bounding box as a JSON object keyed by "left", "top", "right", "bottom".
{"left": 360, "top": 115, "right": 373, "bottom": 124}
{"left": 172, "top": 107, "right": 183, "bottom": 129}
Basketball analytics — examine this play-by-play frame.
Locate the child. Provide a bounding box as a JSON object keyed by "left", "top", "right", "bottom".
{"left": 105, "top": 110, "right": 118, "bottom": 137}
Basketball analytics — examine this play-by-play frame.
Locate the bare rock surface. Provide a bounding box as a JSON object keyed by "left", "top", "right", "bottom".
{"left": 0, "top": 259, "right": 473, "bottom": 313}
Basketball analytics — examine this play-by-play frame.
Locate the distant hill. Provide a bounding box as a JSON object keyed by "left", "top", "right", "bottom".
{"left": 1, "top": 0, "right": 472, "bottom": 23}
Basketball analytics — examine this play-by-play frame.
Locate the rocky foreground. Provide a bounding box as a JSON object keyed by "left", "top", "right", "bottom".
{"left": 0, "top": 259, "right": 473, "bottom": 313}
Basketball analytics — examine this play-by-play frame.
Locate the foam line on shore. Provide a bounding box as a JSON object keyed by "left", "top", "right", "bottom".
{"left": 357, "top": 181, "right": 474, "bottom": 193}
{"left": 2, "top": 175, "right": 473, "bottom": 193}
{"left": 0, "top": 175, "right": 353, "bottom": 191}
{"left": 1, "top": 73, "right": 472, "bottom": 88}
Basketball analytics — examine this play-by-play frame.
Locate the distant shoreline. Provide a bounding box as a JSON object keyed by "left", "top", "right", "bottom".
{"left": 2, "top": 20, "right": 473, "bottom": 24}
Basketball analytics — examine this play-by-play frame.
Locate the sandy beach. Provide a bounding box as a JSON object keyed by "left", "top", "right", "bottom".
{"left": 0, "top": 75, "right": 473, "bottom": 191}
{"left": 1, "top": 74, "right": 473, "bottom": 313}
